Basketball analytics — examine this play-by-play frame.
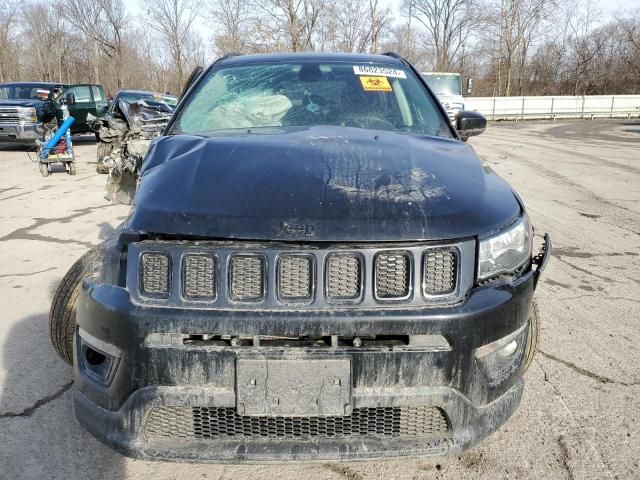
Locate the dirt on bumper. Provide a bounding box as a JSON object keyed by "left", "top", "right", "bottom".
{"left": 73, "top": 270, "right": 536, "bottom": 461}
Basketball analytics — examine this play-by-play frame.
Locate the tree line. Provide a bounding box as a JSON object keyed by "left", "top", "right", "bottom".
{"left": 0, "top": 0, "right": 639, "bottom": 97}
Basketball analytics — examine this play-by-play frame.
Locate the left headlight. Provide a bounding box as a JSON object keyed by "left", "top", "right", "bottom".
{"left": 478, "top": 215, "right": 532, "bottom": 280}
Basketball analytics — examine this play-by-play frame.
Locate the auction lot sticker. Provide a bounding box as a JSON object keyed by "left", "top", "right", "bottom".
{"left": 353, "top": 65, "right": 407, "bottom": 78}
{"left": 360, "top": 76, "right": 392, "bottom": 92}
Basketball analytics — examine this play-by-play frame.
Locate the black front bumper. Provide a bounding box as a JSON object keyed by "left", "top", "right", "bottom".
{"left": 73, "top": 247, "right": 547, "bottom": 462}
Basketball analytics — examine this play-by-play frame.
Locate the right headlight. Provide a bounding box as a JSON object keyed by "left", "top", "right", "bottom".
{"left": 478, "top": 215, "right": 532, "bottom": 280}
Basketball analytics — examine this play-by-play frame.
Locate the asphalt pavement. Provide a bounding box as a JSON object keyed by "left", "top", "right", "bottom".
{"left": 0, "top": 120, "right": 638, "bottom": 479}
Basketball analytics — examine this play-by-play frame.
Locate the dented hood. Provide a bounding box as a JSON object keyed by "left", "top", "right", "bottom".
{"left": 127, "top": 126, "right": 520, "bottom": 241}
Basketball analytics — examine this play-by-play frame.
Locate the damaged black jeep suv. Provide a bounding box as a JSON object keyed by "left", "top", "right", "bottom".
{"left": 49, "top": 52, "right": 550, "bottom": 462}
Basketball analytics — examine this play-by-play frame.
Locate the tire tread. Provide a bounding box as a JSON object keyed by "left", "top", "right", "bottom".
{"left": 49, "top": 250, "right": 98, "bottom": 364}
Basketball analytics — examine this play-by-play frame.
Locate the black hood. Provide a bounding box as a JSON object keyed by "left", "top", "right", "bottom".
{"left": 127, "top": 126, "right": 520, "bottom": 242}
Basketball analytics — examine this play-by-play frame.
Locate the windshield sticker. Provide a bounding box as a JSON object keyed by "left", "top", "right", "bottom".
{"left": 360, "top": 76, "right": 392, "bottom": 92}
{"left": 353, "top": 65, "right": 407, "bottom": 78}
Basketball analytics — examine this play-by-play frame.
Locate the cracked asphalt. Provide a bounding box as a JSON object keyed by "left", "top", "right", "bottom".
{"left": 0, "top": 120, "right": 638, "bottom": 479}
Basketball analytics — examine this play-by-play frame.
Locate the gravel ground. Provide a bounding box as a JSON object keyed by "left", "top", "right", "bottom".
{"left": 0, "top": 120, "right": 638, "bottom": 479}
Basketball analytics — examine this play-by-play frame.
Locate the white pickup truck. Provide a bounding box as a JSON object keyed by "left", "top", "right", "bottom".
{"left": 421, "top": 72, "right": 469, "bottom": 124}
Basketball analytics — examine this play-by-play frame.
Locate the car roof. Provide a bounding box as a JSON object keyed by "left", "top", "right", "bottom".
{"left": 0, "top": 82, "right": 68, "bottom": 88}
{"left": 216, "top": 52, "right": 406, "bottom": 67}
{"left": 116, "top": 89, "right": 176, "bottom": 98}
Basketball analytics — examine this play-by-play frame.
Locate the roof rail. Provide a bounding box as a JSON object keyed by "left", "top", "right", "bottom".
{"left": 219, "top": 52, "right": 244, "bottom": 61}
{"left": 381, "top": 51, "right": 410, "bottom": 66}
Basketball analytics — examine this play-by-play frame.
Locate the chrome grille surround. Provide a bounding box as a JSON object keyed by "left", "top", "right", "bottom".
{"left": 277, "top": 254, "right": 314, "bottom": 301}
{"left": 144, "top": 406, "right": 450, "bottom": 440}
{"left": 182, "top": 254, "right": 216, "bottom": 300}
{"left": 128, "top": 240, "right": 473, "bottom": 309}
{"left": 374, "top": 251, "right": 412, "bottom": 300}
{"left": 140, "top": 252, "right": 170, "bottom": 297}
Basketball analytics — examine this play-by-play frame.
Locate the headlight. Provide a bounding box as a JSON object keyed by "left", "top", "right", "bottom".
{"left": 478, "top": 216, "right": 532, "bottom": 280}
{"left": 18, "top": 107, "right": 37, "bottom": 123}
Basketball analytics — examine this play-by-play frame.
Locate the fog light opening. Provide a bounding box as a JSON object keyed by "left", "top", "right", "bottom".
{"left": 497, "top": 340, "right": 518, "bottom": 358}
{"left": 85, "top": 347, "right": 106, "bottom": 366}
{"left": 78, "top": 328, "right": 121, "bottom": 386}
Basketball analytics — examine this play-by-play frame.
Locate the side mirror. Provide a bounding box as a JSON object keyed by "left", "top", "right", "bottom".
{"left": 466, "top": 78, "right": 473, "bottom": 95}
{"left": 456, "top": 110, "right": 486, "bottom": 140}
{"left": 65, "top": 93, "right": 75, "bottom": 105}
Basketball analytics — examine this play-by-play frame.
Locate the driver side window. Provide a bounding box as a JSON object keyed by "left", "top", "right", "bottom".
{"left": 66, "top": 86, "right": 92, "bottom": 104}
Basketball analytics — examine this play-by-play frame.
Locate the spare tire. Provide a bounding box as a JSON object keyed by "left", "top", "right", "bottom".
{"left": 49, "top": 249, "right": 98, "bottom": 364}
{"left": 96, "top": 141, "right": 113, "bottom": 174}
{"left": 523, "top": 303, "right": 540, "bottom": 372}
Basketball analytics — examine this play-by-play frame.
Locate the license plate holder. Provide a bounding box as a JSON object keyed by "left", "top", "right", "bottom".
{"left": 236, "top": 358, "right": 352, "bottom": 417}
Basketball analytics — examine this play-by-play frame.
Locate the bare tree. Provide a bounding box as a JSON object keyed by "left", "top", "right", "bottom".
{"left": 0, "top": 0, "right": 639, "bottom": 97}
{"left": 403, "top": 0, "right": 477, "bottom": 71}
{"left": 21, "top": 1, "right": 70, "bottom": 81}
{"left": 144, "top": 0, "right": 202, "bottom": 93}
{"left": 62, "top": 0, "right": 128, "bottom": 88}
{"left": 0, "top": 0, "right": 20, "bottom": 83}
{"left": 327, "top": 0, "right": 390, "bottom": 53}
{"left": 618, "top": 15, "right": 640, "bottom": 91}
{"left": 488, "top": 0, "right": 553, "bottom": 96}
{"left": 565, "top": 1, "right": 604, "bottom": 95}
{"left": 254, "top": 0, "right": 325, "bottom": 52}
{"left": 210, "top": 0, "right": 251, "bottom": 54}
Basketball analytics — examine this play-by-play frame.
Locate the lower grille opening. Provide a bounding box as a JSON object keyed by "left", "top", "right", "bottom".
{"left": 145, "top": 406, "right": 450, "bottom": 439}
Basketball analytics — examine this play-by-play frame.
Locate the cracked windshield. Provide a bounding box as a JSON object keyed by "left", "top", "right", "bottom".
{"left": 172, "top": 62, "right": 453, "bottom": 138}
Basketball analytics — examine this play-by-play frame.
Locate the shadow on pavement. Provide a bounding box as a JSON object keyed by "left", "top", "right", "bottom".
{"left": 0, "top": 313, "right": 126, "bottom": 479}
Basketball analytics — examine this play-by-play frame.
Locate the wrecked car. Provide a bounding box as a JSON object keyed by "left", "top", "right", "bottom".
{"left": 90, "top": 91, "right": 175, "bottom": 203}
{"left": 49, "top": 52, "right": 551, "bottom": 462}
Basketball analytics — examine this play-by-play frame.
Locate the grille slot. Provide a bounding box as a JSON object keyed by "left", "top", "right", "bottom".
{"left": 140, "top": 253, "right": 170, "bottom": 296}
{"left": 326, "top": 254, "right": 362, "bottom": 301}
{"left": 144, "top": 406, "right": 450, "bottom": 439}
{"left": 375, "top": 252, "right": 411, "bottom": 299}
{"left": 423, "top": 249, "right": 458, "bottom": 295}
{"left": 278, "top": 255, "right": 313, "bottom": 300}
{"left": 229, "top": 255, "right": 265, "bottom": 301}
{"left": 183, "top": 255, "right": 216, "bottom": 299}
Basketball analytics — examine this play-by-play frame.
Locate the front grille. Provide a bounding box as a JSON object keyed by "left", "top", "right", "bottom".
{"left": 229, "top": 255, "right": 265, "bottom": 301}
{"left": 131, "top": 241, "right": 470, "bottom": 308}
{"left": 278, "top": 255, "right": 313, "bottom": 300}
{"left": 0, "top": 115, "right": 19, "bottom": 124}
{"left": 375, "top": 252, "right": 411, "bottom": 299}
{"left": 144, "top": 406, "right": 450, "bottom": 440}
{"left": 183, "top": 255, "right": 216, "bottom": 299}
{"left": 423, "top": 249, "right": 457, "bottom": 295}
{"left": 0, "top": 109, "right": 19, "bottom": 124}
{"left": 140, "top": 253, "right": 170, "bottom": 296}
{"left": 326, "top": 254, "right": 362, "bottom": 300}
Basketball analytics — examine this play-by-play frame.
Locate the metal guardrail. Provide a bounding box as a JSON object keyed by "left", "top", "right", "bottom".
{"left": 465, "top": 95, "right": 640, "bottom": 121}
